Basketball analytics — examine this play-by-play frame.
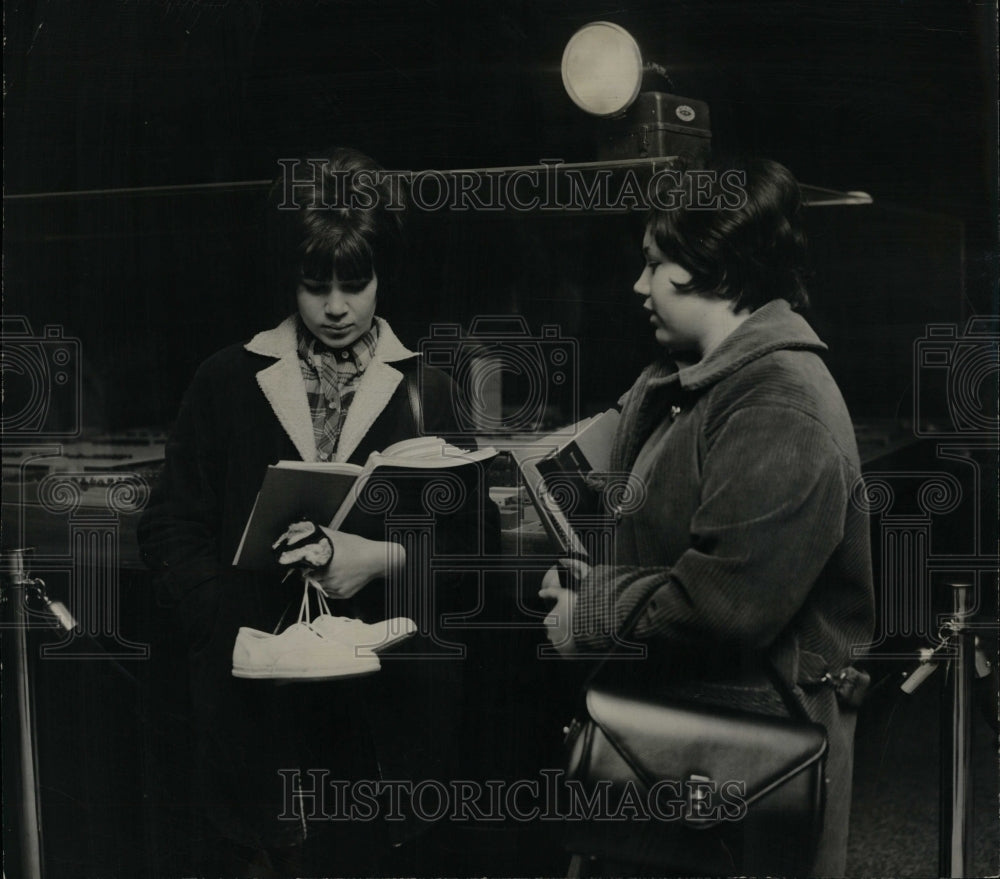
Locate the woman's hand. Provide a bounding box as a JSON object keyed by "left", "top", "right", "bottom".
{"left": 539, "top": 559, "right": 590, "bottom": 656}
{"left": 311, "top": 528, "right": 406, "bottom": 600}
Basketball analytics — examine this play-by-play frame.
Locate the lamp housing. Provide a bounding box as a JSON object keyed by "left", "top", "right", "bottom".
{"left": 561, "top": 22, "right": 712, "bottom": 162}
{"left": 599, "top": 91, "right": 711, "bottom": 163}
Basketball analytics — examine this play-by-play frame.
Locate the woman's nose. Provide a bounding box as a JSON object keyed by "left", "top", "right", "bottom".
{"left": 633, "top": 267, "right": 650, "bottom": 297}
{"left": 324, "top": 289, "right": 348, "bottom": 315}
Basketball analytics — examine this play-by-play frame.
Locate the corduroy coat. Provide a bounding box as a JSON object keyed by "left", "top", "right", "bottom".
{"left": 573, "top": 300, "right": 875, "bottom": 876}
{"left": 138, "top": 316, "right": 496, "bottom": 852}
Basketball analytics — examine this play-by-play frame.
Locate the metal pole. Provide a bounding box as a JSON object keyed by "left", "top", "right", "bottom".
{"left": 939, "top": 581, "right": 974, "bottom": 878}
{"left": 2, "top": 548, "right": 45, "bottom": 879}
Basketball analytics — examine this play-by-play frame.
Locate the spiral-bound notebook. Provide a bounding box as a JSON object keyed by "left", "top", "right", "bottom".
{"left": 511, "top": 408, "right": 620, "bottom": 560}
{"left": 233, "top": 437, "right": 496, "bottom": 569}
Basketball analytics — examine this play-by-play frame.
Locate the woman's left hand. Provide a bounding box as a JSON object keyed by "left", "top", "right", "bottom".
{"left": 539, "top": 560, "right": 590, "bottom": 655}
{"left": 311, "top": 528, "right": 406, "bottom": 600}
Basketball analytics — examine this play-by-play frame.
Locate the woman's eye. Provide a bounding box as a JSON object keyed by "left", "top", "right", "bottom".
{"left": 299, "top": 277, "right": 370, "bottom": 294}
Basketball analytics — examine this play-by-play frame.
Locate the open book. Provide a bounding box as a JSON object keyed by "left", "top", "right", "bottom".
{"left": 511, "top": 409, "right": 620, "bottom": 559}
{"left": 233, "top": 437, "right": 497, "bottom": 569}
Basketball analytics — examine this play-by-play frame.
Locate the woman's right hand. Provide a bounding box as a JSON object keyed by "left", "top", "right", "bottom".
{"left": 311, "top": 528, "right": 406, "bottom": 600}
{"left": 539, "top": 564, "right": 584, "bottom": 656}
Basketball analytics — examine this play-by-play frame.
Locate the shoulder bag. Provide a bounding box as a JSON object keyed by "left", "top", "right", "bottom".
{"left": 562, "top": 599, "right": 828, "bottom": 876}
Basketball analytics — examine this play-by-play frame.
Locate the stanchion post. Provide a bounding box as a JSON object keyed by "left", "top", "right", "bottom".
{"left": 939, "top": 581, "right": 974, "bottom": 878}
{"left": 2, "top": 548, "right": 45, "bottom": 879}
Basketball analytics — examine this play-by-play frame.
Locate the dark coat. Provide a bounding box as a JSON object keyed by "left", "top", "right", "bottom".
{"left": 573, "top": 300, "right": 875, "bottom": 876}
{"left": 138, "top": 316, "right": 496, "bottom": 851}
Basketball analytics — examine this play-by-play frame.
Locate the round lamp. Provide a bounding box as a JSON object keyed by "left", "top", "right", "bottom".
{"left": 561, "top": 22, "right": 644, "bottom": 117}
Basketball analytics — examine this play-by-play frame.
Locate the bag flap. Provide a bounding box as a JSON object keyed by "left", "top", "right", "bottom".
{"left": 585, "top": 685, "right": 827, "bottom": 808}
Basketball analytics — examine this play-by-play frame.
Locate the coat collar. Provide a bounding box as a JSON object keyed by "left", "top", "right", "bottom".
{"left": 612, "top": 300, "right": 827, "bottom": 470}
{"left": 639, "top": 299, "right": 827, "bottom": 394}
{"left": 245, "top": 316, "right": 418, "bottom": 463}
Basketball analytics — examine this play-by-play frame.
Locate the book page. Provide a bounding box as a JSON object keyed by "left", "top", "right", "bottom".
{"left": 379, "top": 435, "right": 449, "bottom": 458}
{"left": 274, "top": 460, "right": 364, "bottom": 475}
{"left": 371, "top": 445, "right": 497, "bottom": 469}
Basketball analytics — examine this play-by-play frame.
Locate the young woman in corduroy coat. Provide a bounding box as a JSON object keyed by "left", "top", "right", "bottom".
{"left": 541, "top": 159, "right": 875, "bottom": 877}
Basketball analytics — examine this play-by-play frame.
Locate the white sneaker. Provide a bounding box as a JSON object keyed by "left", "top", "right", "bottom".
{"left": 232, "top": 622, "right": 381, "bottom": 681}
{"left": 311, "top": 614, "right": 418, "bottom": 654}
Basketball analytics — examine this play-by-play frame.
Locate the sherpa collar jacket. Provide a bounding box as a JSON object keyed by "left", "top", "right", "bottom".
{"left": 139, "top": 314, "right": 465, "bottom": 610}
{"left": 136, "top": 315, "right": 491, "bottom": 852}
{"left": 243, "top": 315, "right": 419, "bottom": 465}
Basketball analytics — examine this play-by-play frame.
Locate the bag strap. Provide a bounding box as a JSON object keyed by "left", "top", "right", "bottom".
{"left": 574, "top": 593, "right": 653, "bottom": 704}
{"left": 764, "top": 659, "right": 813, "bottom": 723}
{"left": 404, "top": 368, "right": 423, "bottom": 436}
{"left": 578, "top": 589, "right": 812, "bottom": 723}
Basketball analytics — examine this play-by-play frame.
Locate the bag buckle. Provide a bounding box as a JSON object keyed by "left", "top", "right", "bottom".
{"left": 822, "top": 666, "right": 871, "bottom": 707}
{"left": 685, "top": 773, "right": 716, "bottom": 826}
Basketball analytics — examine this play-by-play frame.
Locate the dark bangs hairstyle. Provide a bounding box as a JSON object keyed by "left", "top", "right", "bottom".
{"left": 267, "top": 147, "right": 406, "bottom": 306}
{"left": 647, "top": 158, "right": 809, "bottom": 311}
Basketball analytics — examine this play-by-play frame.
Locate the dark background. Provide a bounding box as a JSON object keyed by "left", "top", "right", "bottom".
{"left": 3, "top": 0, "right": 997, "bottom": 430}
{"left": 5, "top": 0, "right": 997, "bottom": 217}
{"left": 3, "top": 2, "right": 998, "bottom": 877}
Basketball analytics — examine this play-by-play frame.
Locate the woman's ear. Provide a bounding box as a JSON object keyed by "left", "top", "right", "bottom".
{"left": 728, "top": 300, "right": 752, "bottom": 317}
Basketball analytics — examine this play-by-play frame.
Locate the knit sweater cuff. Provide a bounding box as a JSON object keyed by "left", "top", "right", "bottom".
{"left": 573, "top": 565, "right": 665, "bottom": 652}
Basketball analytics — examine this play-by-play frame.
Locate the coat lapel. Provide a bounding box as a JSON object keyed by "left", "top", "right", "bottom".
{"left": 244, "top": 315, "right": 418, "bottom": 465}
{"left": 246, "top": 317, "right": 317, "bottom": 462}
{"left": 334, "top": 319, "right": 418, "bottom": 462}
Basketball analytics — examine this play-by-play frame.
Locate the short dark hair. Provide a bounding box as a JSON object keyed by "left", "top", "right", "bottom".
{"left": 267, "top": 147, "right": 406, "bottom": 304}
{"left": 647, "top": 158, "right": 809, "bottom": 311}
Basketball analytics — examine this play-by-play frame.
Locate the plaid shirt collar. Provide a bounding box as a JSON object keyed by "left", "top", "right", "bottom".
{"left": 295, "top": 318, "right": 379, "bottom": 376}
{"left": 296, "top": 318, "right": 380, "bottom": 460}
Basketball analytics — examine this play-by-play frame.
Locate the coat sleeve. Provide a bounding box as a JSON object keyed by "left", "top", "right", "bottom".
{"left": 573, "top": 405, "right": 851, "bottom": 653}
{"left": 137, "top": 359, "right": 231, "bottom": 643}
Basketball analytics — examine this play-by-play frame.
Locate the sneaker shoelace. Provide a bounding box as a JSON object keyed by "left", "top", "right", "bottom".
{"left": 273, "top": 570, "right": 358, "bottom": 638}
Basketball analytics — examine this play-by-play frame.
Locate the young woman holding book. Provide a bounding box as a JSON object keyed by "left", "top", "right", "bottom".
{"left": 540, "top": 159, "right": 875, "bottom": 876}
{"left": 138, "top": 148, "right": 494, "bottom": 877}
